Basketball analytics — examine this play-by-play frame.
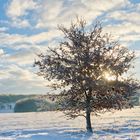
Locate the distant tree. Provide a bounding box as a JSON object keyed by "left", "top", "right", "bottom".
{"left": 34, "top": 18, "right": 139, "bottom": 133}
{"left": 14, "top": 98, "right": 38, "bottom": 112}
{"left": 14, "top": 98, "right": 57, "bottom": 112}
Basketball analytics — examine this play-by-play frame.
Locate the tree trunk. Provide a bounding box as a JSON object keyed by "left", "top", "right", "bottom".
{"left": 86, "top": 109, "right": 93, "bottom": 133}
{"left": 85, "top": 89, "right": 93, "bottom": 133}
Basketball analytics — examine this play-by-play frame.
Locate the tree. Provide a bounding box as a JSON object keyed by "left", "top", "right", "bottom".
{"left": 34, "top": 18, "right": 139, "bottom": 133}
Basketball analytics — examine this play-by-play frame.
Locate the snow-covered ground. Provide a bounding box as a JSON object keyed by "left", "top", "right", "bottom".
{"left": 0, "top": 107, "right": 140, "bottom": 140}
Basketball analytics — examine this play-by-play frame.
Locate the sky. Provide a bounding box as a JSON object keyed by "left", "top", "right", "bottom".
{"left": 0, "top": 0, "right": 140, "bottom": 94}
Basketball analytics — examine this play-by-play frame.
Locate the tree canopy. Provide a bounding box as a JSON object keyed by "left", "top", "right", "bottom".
{"left": 34, "top": 18, "right": 139, "bottom": 132}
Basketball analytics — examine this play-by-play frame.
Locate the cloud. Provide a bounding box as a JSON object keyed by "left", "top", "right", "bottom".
{"left": 0, "top": 45, "right": 41, "bottom": 66}
{"left": 7, "top": 65, "right": 36, "bottom": 81}
{"left": 2, "top": 43, "right": 56, "bottom": 66}
{"left": 81, "top": 0, "right": 131, "bottom": 11}
{"left": 0, "top": 18, "right": 30, "bottom": 29}
{"left": 29, "top": 30, "right": 61, "bottom": 44}
{"left": 5, "top": 49, "right": 37, "bottom": 65}
{"left": 107, "top": 11, "right": 140, "bottom": 24}
{"left": 6, "top": 0, "right": 39, "bottom": 28}
{"left": 135, "top": 50, "right": 140, "bottom": 58}
{"left": 104, "top": 2, "right": 140, "bottom": 43}
{"left": 0, "top": 27, "right": 8, "bottom": 32}
{"left": 0, "top": 64, "right": 49, "bottom": 94}
{"left": 0, "top": 78, "right": 47, "bottom": 94}
{"left": 11, "top": 19, "right": 30, "bottom": 28}
{"left": 6, "top": 0, "right": 37, "bottom": 18}
{"left": 0, "top": 29, "right": 61, "bottom": 49}
{"left": 5, "top": 0, "right": 132, "bottom": 29}
{"left": 0, "top": 49, "right": 4, "bottom": 56}
{"left": 0, "top": 32, "right": 26, "bottom": 47}
{"left": 104, "top": 22, "right": 140, "bottom": 35}
{"left": 0, "top": 29, "right": 62, "bottom": 66}
{"left": 36, "top": 0, "right": 131, "bottom": 29}
{"left": 104, "top": 22, "right": 140, "bottom": 43}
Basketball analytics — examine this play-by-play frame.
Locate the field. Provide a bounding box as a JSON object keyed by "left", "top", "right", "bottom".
{"left": 0, "top": 107, "right": 140, "bottom": 140}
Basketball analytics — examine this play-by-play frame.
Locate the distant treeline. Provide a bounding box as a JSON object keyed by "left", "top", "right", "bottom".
{"left": 0, "top": 94, "right": 58, "bottom": 112}
{"left": 14, "top": 97, "right": 58, "bottom": 112}
{"left": 0, "top": 94, "right": 36, "bottom": 104}
{"left": 0, "top": 94, "right": 139, "bottom": 113}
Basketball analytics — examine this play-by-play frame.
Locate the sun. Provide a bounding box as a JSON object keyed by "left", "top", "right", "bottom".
{"left": 104, "top": 71, "right": 116, "bottom": 81}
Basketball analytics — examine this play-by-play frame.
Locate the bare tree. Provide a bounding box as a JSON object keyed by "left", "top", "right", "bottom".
{"left": 34, "top": 18, "right": 139, "bottom": 133}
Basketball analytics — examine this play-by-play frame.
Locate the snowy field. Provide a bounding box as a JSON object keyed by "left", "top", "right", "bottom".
{"left": 0, "top": 107, "right": 140, "bottom": 140}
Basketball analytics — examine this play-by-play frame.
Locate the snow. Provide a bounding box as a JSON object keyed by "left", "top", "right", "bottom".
{"left": 0, "top": 107, "right": 140, "bottom": 140}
